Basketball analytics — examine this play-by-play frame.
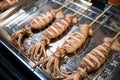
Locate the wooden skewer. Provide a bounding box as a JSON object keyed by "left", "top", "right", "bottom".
{"left": 112, "top": 32, "right": 120, "bottom": 42}
{"left": 93, "top": 13, "right": 112, "bottom": 33}
{"left": 88, "top": 5, "right": 112, "bottom": 28}
{"left": 72, "top": 0, "right": 92, "bottom": 18}
{"left": 54, "top": 0, "right": 74, "bottom": 13}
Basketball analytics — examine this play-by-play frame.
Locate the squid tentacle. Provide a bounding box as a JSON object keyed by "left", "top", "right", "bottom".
{"left": 28, "top": 37, "right": 49, "bottom": 61}
{"left": 11, "top": 26, "right": 31, "bottom": 51}
{"left": 17, "top": 34, "right": 26, "bottom": 51}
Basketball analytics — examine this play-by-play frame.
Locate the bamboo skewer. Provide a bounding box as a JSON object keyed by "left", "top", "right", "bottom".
{"left": 93, "top": 14, "right": 112, "bottom": 33}
{"left": 54, "top": 0, "right": 74, "bottom": 13}
{"left": 88, "top": 5, "right": 112, "bottom": 28}
{"left": 72, "top": 0, "right": 92, "bottom": 18}
{"left": 112, "top": 32, "right": 120, "bottom": 42}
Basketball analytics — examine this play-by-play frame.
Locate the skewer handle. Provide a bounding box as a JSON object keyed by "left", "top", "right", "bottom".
{"left": 89, "top": 5, "right": 112, "bottom": 27}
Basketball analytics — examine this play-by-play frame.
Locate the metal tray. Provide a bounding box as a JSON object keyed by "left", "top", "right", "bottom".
{"left": 0, "top": 0, "right": 35, "bottom": 22}
{"left": 0, "top": 0, "right": 120, "bottom": 80}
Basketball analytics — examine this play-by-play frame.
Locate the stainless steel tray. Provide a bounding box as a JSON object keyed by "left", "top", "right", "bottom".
{"left": 0, "top": 0, "right": 120, "bottom": 80}
{"left": 0, "top": 0, "right": 35, "bottom": 22}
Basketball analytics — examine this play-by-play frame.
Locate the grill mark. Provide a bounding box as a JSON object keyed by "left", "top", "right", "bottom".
{"left": 75, "top": 32, "right": 84, "bottom": 39}
{"left": 65, "top": 40, "right": 76, "bottom": 47}
{"left": 45, "top": 28, "right": 55, "bottom": 37}
{"left": 32, "top": 18, "right": 39, "bottom": 26}
{"left": 64, "top": 41, "right": 74, "bottom": 50}
{"left": 99, "top": 43, "right": 110, "bottom": 57}
{"left": 41, "top": 14, "right": 49, "bottom": 23}
{"left": 99, "top": 45, "right": 108, "bottom": 53}
{"left": 86, "top": 55, "right": 97, "bottom": 67}
{"left": 50, "top": 25, "right": 59, "bottom": 35}
{"left": 70, "top": 36, "right": 81, "bottom": 43}
{"left": 87, "top": 53, "right": 100, "bottom": 68}
{"left": 91, "top": 52, "right": 105, "bottom": 65}
{"left": 74, "top": 34, "right": 83, "bottom": 40}
{"left": 98, "top": 48, "right": 108, "bottom": 58}
{"left": 81, "top": 60, "right": 92, "bottom": 71}
{"left": 103, "top": 43, "right": 110, "bottom": 50}
{"left": 69, "top": 37, "right": 80, "bottom": 45}
{"left": 61, "top": 18, "right": 70, "bottom": 30}
{"left": 55, "top": 22, "right": 64, "bottom": 31}
{"left": 37, "top": 16, "right": 45, "bottom": 25}
{"left": 93, "top": 49, "right": 105, "bottom": 59}
{"left": 46, "top": 11, "right": 53, "bottom": 20}
{"left": 64, "top": 18, "right": 71, "bottom": 26}
{"left": 53, "top": 23, "right": 62, "bottom": 33}
{"left": 83, "top": 57, "right": 95, "bottom": 68}
{"left": 44, "top": 31, "right": 52, "bottom": 38}
{"left": 61, "top": 19, "right": 69, "bottom": 26}
{"left": 40, "top": 14, "right": 48, "bottom": 23}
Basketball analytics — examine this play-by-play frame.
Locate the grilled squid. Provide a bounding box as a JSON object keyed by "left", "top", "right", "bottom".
{"left": 9, "top": 0, "right": 76, "bottom": 52}
{"left": 58, "top": 32, "right": 120, "bottom": 80}
{"left": 29, "top": 8, "right": 64, "bottom": 30}
{"left": 10, "top": 7, "right": 65, "bottom": 51}
{"left": 32, "top": 24, "right": 94, "bottom": 77}
{"left": 0, "top": 0, "right": 21, "bottom": 11}
{"left": 27, "top": 14, "right": 78, "bottom": 61}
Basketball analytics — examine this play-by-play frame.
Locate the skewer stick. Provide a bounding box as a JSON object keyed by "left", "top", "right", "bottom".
{"left": 72, "top": 6, "right": 85, "bottom": 17}
{"left": 55, "top": 0, "right": 74, "bottom": 13}
{"left": 112, "top": 32, "right": 120, "bottom": 41}
{"left": 72, "top": 0, "right": 91, "bottom": 18}
{"left": 93, "top": 14, "right": 112, "bottom": 33}
{"left": 88, "top": 5, "right": 112, "bottom": 27}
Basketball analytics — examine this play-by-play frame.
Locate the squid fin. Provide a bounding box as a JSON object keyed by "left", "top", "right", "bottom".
{"left": 72, "top": 16, "right": 78, "bottom": 24}
{"left": 103, "top": 37, "right": 120, "bottom": 52}
{"left": 111, "top": 38, "right": 120, "bottom": 52}
{"left": 66, "top": 14, "right": 78, "bottom": 24}
{"left": 55, "top": 9, "right": 65, "bottom": 19}
{"left": 88, "top": 28, "right": 94, "bottom": 37}
{"left": 103, "top": 37, "right": 113, "bottom": 43}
